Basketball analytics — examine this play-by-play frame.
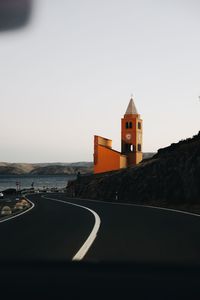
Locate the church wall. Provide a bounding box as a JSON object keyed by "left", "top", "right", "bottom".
{"left": 120, "top": 155, "right": 127, "bottom": 169}
{"left": 94, "top": 144, "right": 121, "bottom": 174}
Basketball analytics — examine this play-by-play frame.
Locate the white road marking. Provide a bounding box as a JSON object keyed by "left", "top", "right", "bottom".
{"left": 65, "top": 197, "right": 200, "bottom": 218}
{"left": 137, "top": 204, "right": 200, "bottom": 218}
{"left": 42, "top": 195, "right": 101, "bottom": 261}
{"left": 0, "top": 199, "right": 35, "bottom": 224}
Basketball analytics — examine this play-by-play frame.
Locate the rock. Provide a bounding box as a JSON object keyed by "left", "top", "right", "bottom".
{"left": 1, "top": 206, "right": 12, "bottom": 216}
{"left": 13, "top": 203, "right": 24, "bottom": 211}
{"left": 20, "top": 199, "right": 30, "bottom": 208}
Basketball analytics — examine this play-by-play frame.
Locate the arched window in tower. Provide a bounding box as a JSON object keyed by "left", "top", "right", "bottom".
{"left": 126, "top": 122, "right": 132, "bottom": 129}
{"left": 125, "top": 144, "right": 133, "bottom": 152}
{"left": 138, "top": 144, "right": 142, "bottom": 152}
{"left": 138, "top": 122, "right": 141, "bottom": 129}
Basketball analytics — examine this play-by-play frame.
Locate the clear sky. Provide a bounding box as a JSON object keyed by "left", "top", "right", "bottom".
{"left": 0, "top": 0, "right": 199, "bottom": 163}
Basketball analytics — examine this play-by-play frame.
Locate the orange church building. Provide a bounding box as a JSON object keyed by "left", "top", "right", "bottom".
{"left": 94, "top": 97, "right": 143, "bottom": 174}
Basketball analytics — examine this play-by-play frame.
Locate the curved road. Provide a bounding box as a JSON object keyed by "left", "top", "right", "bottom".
{"left": 1, "top": 193, "right": 200, "bottom": 264}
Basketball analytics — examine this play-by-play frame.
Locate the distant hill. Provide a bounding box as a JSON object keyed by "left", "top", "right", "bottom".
{"left": 29, "top": 164, "right": 93, "bottom": 175}
{"left": 67, "top": 132, "right": 200, "bottom": 212}
{"left": 0, "top": 154, "right": 155, "bottom": 175}
{"left": 0, "top": 162, "right": 93, "bottom": 175}
{"left": 0, "top": 163, "right": 35, "bottom": 175}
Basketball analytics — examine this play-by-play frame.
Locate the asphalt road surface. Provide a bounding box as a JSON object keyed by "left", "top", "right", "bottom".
{"left": 1, "top": 193, "right": 200, "bottom": 263}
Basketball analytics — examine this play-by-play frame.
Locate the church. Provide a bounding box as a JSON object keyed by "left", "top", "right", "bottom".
{"left": 94, "top": 97, "right": 143, "bottom": 174}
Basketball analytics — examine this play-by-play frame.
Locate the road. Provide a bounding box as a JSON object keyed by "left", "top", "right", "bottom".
{"left": 1, "top": 193, "right": 200, "bottom": 263}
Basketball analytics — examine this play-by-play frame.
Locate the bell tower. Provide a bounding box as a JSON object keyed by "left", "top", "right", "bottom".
{"left": 121, "top": 97, "right": 143, "bottom": 166}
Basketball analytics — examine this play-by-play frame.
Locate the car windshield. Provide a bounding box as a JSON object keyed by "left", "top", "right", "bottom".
{"left": 0, "top": 0, "right": 200, "bottom": 265}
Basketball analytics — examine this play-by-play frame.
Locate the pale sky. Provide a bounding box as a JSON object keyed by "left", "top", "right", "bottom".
{"left": 0, "top": 0, "right": 200, "bottom": 163}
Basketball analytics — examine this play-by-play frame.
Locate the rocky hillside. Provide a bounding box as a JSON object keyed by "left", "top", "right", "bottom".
{"left": 68, "top": 132, "right": 200, "bottom": 211}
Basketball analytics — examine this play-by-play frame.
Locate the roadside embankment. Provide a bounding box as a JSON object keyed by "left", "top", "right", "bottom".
{"left": 66, "top": 132, "right": 200, "bottom": 214}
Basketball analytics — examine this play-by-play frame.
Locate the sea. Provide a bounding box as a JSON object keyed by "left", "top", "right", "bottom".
{"left": 0, "top": 175, "right": 77, "bottom": 191}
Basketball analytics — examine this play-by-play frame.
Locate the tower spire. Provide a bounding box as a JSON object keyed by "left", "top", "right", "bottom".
{"left": 125, "top": 97, "right": 138, "bottom": 115}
